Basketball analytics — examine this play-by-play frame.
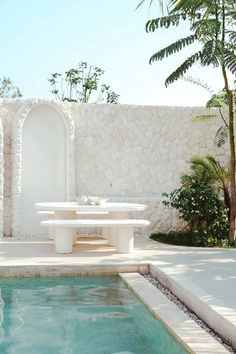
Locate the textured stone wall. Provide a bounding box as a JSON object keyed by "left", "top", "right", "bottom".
{"left": 0, "top": 99, "right": 228, "bottom": 238}
{"left": 74, "top": 104, "right": 227, "bottom": 235}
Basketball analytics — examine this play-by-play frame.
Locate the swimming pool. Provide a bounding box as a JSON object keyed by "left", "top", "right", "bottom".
{"left": 0, "top": 276, "right": 189, "bottom": 354}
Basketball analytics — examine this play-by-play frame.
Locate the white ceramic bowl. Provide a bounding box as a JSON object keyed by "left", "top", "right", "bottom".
{"left": 88, "top": 196, "right": 109, "bottom": 205}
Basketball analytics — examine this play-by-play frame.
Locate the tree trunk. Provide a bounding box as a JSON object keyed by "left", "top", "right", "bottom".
{"left": 227, "top": 89, "right": 236, "bottom": 243}
{"left": 223, "top": 186, "right": 231, "bottom": 221}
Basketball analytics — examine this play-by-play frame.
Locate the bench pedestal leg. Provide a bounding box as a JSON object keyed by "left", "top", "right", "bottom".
{"left": 49, "top": 226, "right": 54, "bottom": 240}
{"left": 107, "top": 228, "right": 117, "bottom": 246}
{"left": 102, "top": 227, "right": 109, "bottom": 239}
{"left": 72, "top": 235, "right": 77, "bottom": 246}
{"left": 107, "top": 211, "right": 131, "bottom": 247}
{"left": 116, "top": 227, "right": 134, "bottom": 253}
{"left": 54, "top": 227, "right": 73, "bottom": 254}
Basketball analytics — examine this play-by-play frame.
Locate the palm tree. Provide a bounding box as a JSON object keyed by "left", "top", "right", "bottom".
{"left": 139, "top": 0, "right": 236, "bottom": 242}
{"left": 187, "top": 156, "right": 230, "bottom": 214}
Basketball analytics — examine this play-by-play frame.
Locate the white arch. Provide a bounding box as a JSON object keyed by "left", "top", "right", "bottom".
{"left": 11, "top": 99, "right": 75, "bottom": 237}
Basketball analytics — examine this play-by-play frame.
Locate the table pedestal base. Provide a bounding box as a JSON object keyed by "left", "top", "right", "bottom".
{"left": 54, "top": 211, "right": 77, "bottom": 245}
{"left": 54, "top": 227, "right": 73, "bottom": 253}
{"left": 116, "top": 227, "right": 134, "bottom": 253}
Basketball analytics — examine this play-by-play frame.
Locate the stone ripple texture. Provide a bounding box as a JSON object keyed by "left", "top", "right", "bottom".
{"left": 0, "top": 99, "right": 228, "bottom": 238}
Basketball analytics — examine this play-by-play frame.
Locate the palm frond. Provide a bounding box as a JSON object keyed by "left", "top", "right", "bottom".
{"left": 205, "top": 155, "right": 230, "bottom": 183}
{"left": 136, "top": 0, "right": 151, "bottom": 10}
{"left": 201, "top": 40, "right": 220, "bottom": 67}
{"left": 182, "top": 76, "right": 214, "bottom": 95}
{"left": 190, "top": 155, "right": 230, "bottom": 189}
{"left": 170, "top": 0, "right": 207, "bottom": 12}
{"left": 191, "top": 19, "right": 221, "bottom": 39}
{"left": 192, "top": 114, "right": 216, "bottom": 122}
{"left": 136, "top": 0, "right": 168, "bottom": 14}
{"left": 149, "top": 34, "right": 198, "bottom": 63}
{"left": 224, "top": 48, "right": 236, "bottom": 75}
{"left": 214, "top": 125, "right": 229, "bottom": 147}
{"left": 227, "top": 30, "right": 236, "bottom": 44}
{"left": 206, "top": 96, "right": 228, "bottom": 109}
{"left": 146, "top": 13, "right": 183, "bottom": 31}
{"left": 164, "top": 51, "right": 202, "bottom": 86}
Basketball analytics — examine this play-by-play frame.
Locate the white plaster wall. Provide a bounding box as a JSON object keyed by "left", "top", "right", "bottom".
{"left": 20, "top": 105, "right": 66, "bottom": 237}
{"left": 0, "top": 99, "right": 228, "bottom": 238}
{"left": 0, "top": 99, "right": 75, "bottom": 237}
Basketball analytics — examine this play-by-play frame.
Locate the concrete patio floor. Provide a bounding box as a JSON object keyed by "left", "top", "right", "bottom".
{"left": 0, "top": 236, "right": 236, "bottom": 348}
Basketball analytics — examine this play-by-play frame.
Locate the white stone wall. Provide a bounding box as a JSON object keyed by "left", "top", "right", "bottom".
{"left": 0, "top": 99, "right": 228, "bottom": 238}
{"left": 74, "top": 104, "right": 227, "bottom": 235}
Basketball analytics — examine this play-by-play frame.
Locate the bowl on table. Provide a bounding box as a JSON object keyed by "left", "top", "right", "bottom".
{"left": 88, "top": 196, "right": 109, "bottom": 205}
{"left": 76, "top": 196, "right": 109, "bottom": 205}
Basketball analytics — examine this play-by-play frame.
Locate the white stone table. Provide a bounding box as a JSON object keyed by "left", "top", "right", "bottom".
{"left": 35, "top": 202, "right": 146, "bottom": 214}
{"left": 35, "top": 201, "right": 147, "bottom": 247}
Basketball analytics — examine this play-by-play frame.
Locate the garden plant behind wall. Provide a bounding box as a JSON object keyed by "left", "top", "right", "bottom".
{"left": 48, "top": 61, "right": 119, "bottom": 104}
{"left": 138, "top": 0, "right": 236, "bottom": 243}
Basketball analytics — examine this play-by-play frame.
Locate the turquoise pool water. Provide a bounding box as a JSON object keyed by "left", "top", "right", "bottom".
{"left": 0, "top": 276, "right": 189, "bottom": 354}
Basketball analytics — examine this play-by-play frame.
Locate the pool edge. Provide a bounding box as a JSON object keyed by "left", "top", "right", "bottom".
{"left": 0, "top": 263, "right": 149, "bottom": 277}
{"left": 120, "top": 272, "right": 229, "bottom": 354}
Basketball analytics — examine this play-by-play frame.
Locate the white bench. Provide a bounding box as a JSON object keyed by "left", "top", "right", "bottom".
{"left": 41, "top": 219, "right": 150, "bottom": 254}
{"left": 37, "top": 210, "right": 109, "bottom": 240}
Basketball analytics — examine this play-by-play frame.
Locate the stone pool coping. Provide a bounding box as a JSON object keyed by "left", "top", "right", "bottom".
{"left": 0, "top": 263, "right": 149, "bottom": 277}
{"left": 121, "top": 272, "right": 230, "bottom": 354}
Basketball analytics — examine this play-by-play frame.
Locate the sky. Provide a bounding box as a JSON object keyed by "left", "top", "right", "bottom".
{"left": 0, "top": 0, "right": 230, "bottom": 106}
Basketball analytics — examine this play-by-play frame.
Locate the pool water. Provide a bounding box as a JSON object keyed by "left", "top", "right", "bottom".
{"left": 0, "top": 276, "right": 189, "bottom": 354}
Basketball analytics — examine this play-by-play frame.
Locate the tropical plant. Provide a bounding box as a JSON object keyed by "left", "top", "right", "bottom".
{"left": 185, "top": 155, "right": 230, "bottom": 215}
{"left": 48, "top": 62, "right": 119, "bottom": 104}
{"left": 163, "top": 169, "right": 229, "bottom": 242}
{"left": 139, "top": 0, "right": 236, "bottom": 243}
{"left": 0, "top": 77, "right": 22, "bottom": 98}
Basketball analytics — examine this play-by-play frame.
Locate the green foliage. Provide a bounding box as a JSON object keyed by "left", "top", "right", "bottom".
{"left": 149, "top": 34, "right": 198, "bottom": 62}
{"left": 136, "top": 0, "right": 169, "bottom": 15}
{"left": 150, "top": 230, "right": 232, "bottom": 247}
{"left": 189, "top": 155, "right": 229, "bottom": 185}
{"left": 214, "top": 125, "right": 229, "bottom": 147}
{"left": 144, "top": 0, "right": 236, "bottom": 86}
{"left": 139, "top": 0, "right": 236, "bottom": 242}
{"left": 163, "top": 178, "right": 228, "bottom": 237}
{"left": 190, "top": 84, "right": 233, "bottom": 148}
{"left": 186, "top": 155, "right": 230, "bottom": 213}
{"left": 164, "top": 51, "right": 202, "bottom": 86}
{"left": 48, "top": 62, "right": 119, "bottom": 104}
{"left": 0, "top": 77, "right": 22, "bottom": 98}
{"left": 163, "top": 156, "right": 230, "bottom": 243}
{"left": 193, "top": 114, "right": 216, "bottom": 122}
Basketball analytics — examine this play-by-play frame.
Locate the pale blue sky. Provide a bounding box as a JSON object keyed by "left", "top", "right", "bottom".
{"left": 0, "top": 0, "right": 228, "bottom": 106}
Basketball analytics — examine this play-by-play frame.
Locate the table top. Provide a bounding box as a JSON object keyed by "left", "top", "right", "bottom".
{"left": 35, "top": 202, "right": 146, "bottom": 212}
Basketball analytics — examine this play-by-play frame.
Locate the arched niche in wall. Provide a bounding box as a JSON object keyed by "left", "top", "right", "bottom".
{"left": 11, "top": 100, "right": 75, "bottom": 237}
{"left": 0, "top": 118, "right": 3, "bottom": 237}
